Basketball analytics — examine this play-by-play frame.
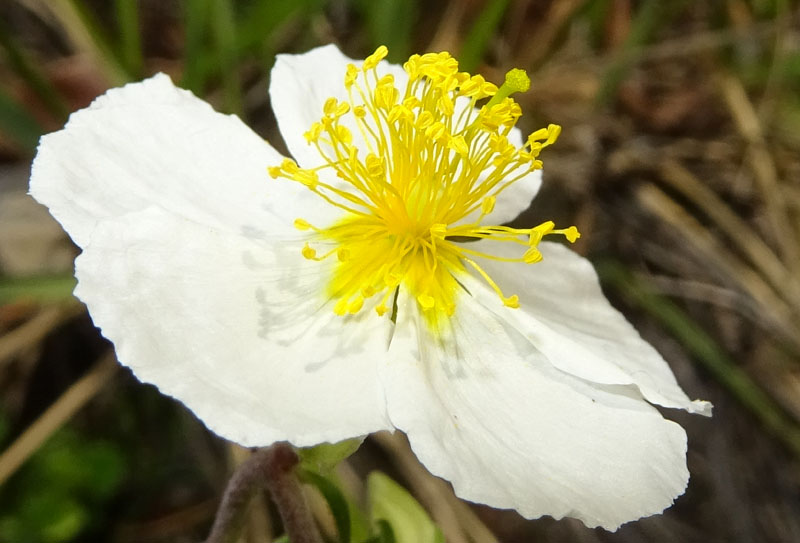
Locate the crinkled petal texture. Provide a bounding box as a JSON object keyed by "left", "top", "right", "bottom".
{"left": 384, "top": 284, "right": 692, "bottom": 531}
{"left": 470, "top": 240, "right": 711, "bottom": 415}
{"left": 270, "top": 44, "right": 541, "bottom": 225}
{"left": 30, "top": 74, "right": 392, "bottom": 446}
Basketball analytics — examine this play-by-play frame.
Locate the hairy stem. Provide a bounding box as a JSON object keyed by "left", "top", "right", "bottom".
{"left": 205, "top": 442, "right": 322, "bottom": 543}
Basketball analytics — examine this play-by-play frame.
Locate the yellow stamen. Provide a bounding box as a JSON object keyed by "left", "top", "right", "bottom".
{"left": 269, "top": 46, "right": 579, "bottom": 326}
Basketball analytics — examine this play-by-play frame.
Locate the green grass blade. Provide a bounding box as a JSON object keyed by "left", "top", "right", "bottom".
{"left": 596, "top": 0, "right": 688, "bottom": 104}
{"left": 0, "top": 90, "right": 44, "bottom": 153}
{"left": 0, "top": 20, "right": 69, "bottom": 120}
{"left": 362, "top": 0, "right": 417, "bottom": 62}
{"left": 237, "top": 0, "right": 321, "bottom": 52}
{"left": 211, "top": 0, "right": 242, "bottom": 115}
{"left": 0, "top": 276, "right": 77, "bottom": 304}
{"left": 459, "top": 0, "right": 512, "bottom": 72}
{"left": 48, "top": 0, "right": 130, "bottom": 84}
{"left": 181, "top": 0, "right": 211, "bottom": 93}
{"left": 598, "top": 259, "right": 800, "bottom": 458}
{"left": 115, "top": 0, "right": 144, "bottom": 77}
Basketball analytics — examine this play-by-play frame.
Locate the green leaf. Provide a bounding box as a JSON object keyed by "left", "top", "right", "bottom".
{"left": 300, "top": 470, "right": 351, "bottom": 543}
{"left": 299, "top": 437, "right": 364, "bottom": 474}
{"left": 16, "top": 492, "right": 88, "bottom": 543}
{"left": 367, "top": 472, "right": 442, "bottom": 543}
{"left": 373, "top": 519, "right": 396, "bottom": 543}
{"left": 37, "top": 432, "right": 126, "bottom": 500}
{"left": 459, "top": 0, "right": 512, "bottom": 72}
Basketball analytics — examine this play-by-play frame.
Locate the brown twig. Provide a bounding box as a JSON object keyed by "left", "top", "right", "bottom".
{"left": 635, "top": 183, "right": 800, "bottom": 351}
{"left": 0, "top": 301, "right": 82, "bottom": 368}
{"left": 658, "top": 159, "right": 800, "bottom": 311}
{"left": 0, "top": 350, "right": 117, "bottom": 485}
{"left": 717, "top": 72, "right": 800, "bottom": 270}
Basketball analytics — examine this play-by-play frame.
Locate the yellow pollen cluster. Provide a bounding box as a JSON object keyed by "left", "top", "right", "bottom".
{"left": 269, "top": 45, "right": 579, "bottom": 323}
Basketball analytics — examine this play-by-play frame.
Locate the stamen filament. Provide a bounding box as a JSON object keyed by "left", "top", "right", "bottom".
{"left": 270, "top": 46, "right": 576, "bottom": 325}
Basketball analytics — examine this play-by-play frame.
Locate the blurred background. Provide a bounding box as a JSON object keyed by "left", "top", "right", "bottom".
{"left": 1, "top": 0, "right": 799, "bottom": 541}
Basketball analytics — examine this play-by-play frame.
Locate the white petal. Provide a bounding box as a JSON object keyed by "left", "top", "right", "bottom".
{"left": 74, "top": 206, "right": 392, "bottom": 446}
{"left": 270, "top": 45, "right": 541, "bottom": 224}
{"left": 462, "top": 151, "right": 542, "bottom": 225}
{"left": 270, "top": 44, "right": 408, "bottom": 171}
{"left": 467, "top": 240, "right": 711, "bottom": 415}
{"left": 383, "top": 290, "right": 690, "bottom": 530}
{"left": 30, "top": 73, "right": 340, "bottom": 248}
{"left": 488, "top": 125, "right": 543, "bottom": 223}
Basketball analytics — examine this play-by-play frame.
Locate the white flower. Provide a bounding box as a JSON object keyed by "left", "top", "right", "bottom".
{"left": 29, "top": 44, "right": 710, "bottom": 531}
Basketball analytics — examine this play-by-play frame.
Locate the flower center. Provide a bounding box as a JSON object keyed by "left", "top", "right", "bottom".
{"left": 269, "top": 46, "right": 579, "bottom": 324}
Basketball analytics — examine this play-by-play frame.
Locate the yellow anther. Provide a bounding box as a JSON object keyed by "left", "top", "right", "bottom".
{"left": 402, "top": 96, "right": 420, "bottom": 109}
{"left": 334, "top": 297, "right": 349, "bottom": 316}
{"left": 388, "top": 105, "right": 413, "bottom": 124}
{"left": 375, "top": 80, "right": 399, "bottom": 110}
{"left": 365, "top": 154, "right": 384, "bottom": 178}
{"left": 529, "top": 124, "right": 561, "bottom": 146}
{"left": 481, "top": 196, "right": 496, "bottom": 216}
{"left": 437, "top": 94, "right": 454, "bottom": 115}
{"left": 481, "top": 81, "right": 498, "bottom": 97}
{"left": 448, "top": 135, "right": 469, "bottom": 156}
{"left": 529, "top": 221, "right": 555, "bottom": 245}
{"left": 459, "top": 74, "right": 485, "bottom": 97}
{"left": 335, "top": 125, "right": 353, "bottom": 144}
{"left": 267, "top": 166, "right": 281, "bottom": 179}
{"left": 294, "top": 218, "right": 313, "bottom": 231}
{"left": 280, "top": 158, "right": 299, "bottom": 173}
{"left": 361, "top": 285, "right": 376, "bottom": 297}
{"left": 304, "top": 122, "right": 322, "bottom": 143}
{"left": 353, "top": 105, "right": 366, "bottom": 118}
{"left": 545, "top": 124, "right": 561, "bottom": 145}
{"left": 294, "top": 169, "right": 319, "bottom": 188}
{"left": 523, "top": 248, "right": 543, "bottom": 263}
{"left": 337, "top": 247, "right": 351, "bottom": 262}
{"left": 348, "top": 295, "right": 364, "bottom": 314}
{"left": 336, "top": 102, "right": 351, "bottom": 116}
{"left": 425, "top": 122, "right": 447, "bottom": 142}
{"left": 323, "top": 97, "right": 338, "bottom": 116}
{"left": 363, "top": 45, "right": 388, "bottom": 70}
{"left": 375, "top": 303, "right": 389, "bottom": 316}
{"left": 385, "top": 272, "right": 401, "bottom": 287}
{"left": 416, "top": 111, "right": 434, "bottom": 129}
{"left": 345, "top": 64, "right": 358, "bottom": 87}
{"left": 418, "top": 294, "right": 435, "bottom": 310}
{"left": 302, "top": 243, "right": 317, "bottom": 260}
{"left": 503, "top": 295, "right": 520, "bottom": 309}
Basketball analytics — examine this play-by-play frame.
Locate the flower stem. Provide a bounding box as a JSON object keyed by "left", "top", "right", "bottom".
{"left": 205, "top": 442, "right": 322, "bottom": 543}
